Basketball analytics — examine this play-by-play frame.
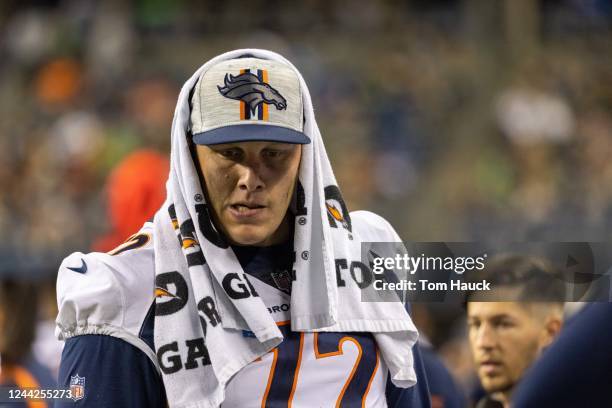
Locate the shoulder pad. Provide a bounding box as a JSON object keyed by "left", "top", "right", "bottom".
{"left": 349, "top": 210, "right": 402, "bottom": 242}
{"left": 56, "top": 223, "right": 156, "bottom": 360}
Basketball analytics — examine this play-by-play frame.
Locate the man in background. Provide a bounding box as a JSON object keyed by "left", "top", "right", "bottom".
{"left": 92, "top": 149, "right": 169, "bottom": 252}
{"left": 0, "top": 279, "right": 56, "bottom": 408}
{"left": 465, "top": 255, "right": 565, "bottom": 408}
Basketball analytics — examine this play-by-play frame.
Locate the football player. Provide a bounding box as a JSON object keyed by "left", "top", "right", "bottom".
{"left": 466, "top": 255, "right": 564, "bottom": 408}
{"left": 54, "top": 50, "right": 431, "bottom": 407}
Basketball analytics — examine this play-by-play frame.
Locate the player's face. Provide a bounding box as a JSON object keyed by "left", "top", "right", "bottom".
{"left": 467, "top": 302, "right": 547, "bottom": 396}
{"left": 196, "top": 141, "right": 301, "bottom": 246}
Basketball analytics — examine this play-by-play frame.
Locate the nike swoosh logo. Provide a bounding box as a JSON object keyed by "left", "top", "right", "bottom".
{"left": 67, "top": 258, "right": 88, "bottom": 274}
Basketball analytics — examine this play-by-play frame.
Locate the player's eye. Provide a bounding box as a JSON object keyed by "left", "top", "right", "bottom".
{"left": 495, "top": 319, "right": 515, "bottom": 329}
{"left": 218, "top": 148, "right": 242, "bottom": 160}
{"left": 262, "top": 149, "right": 284, "bottom": 159}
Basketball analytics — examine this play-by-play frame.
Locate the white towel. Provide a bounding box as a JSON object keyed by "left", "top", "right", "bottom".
{"left": 153, "top": 48, "right": 418, "bottom": 408}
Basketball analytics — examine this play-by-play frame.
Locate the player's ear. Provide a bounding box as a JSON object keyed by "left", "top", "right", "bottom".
{"left": 539, "top": 314, "right": 563, "bottom": 351}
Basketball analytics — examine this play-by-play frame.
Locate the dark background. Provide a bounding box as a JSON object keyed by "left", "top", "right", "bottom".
{"left": 0, "top": 0, "right": 610, "bottom": 399}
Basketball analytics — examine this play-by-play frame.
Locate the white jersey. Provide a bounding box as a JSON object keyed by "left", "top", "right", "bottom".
{"left": 222, "top": 269, "right": 389, "bottom": 407}
{"left": 56, "top": 211, "right": 399, "bottom": 407}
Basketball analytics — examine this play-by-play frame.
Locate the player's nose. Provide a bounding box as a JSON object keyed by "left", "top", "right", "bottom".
{"left": 236, "top": 163, "right": 265, "bottom": 192}
{"left": 475, "top": 323, "right": 497, "bottom": 349}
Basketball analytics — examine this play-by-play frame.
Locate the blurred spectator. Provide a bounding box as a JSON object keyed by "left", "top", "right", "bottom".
{"left": 31, "top": 278, "right": 63, "bottom": 379}
{"left": 34, "top": 58, "right": 84, "bottom": 110}
{"left": 0, "top": 280, "right": 56, "bottom": 405}
{"left": 418, "top": 337, "right": 467, "bottom": 408}
{"left": 92, "top": 149, "right": 169, "bottom": 252}
{"left": 410, "top": 304, "right": 468, "bottom": 408}
{"left": 123, "top": 78, "right": 177, "bottom": 141}
{"left": 496, "top": 86, "right": 574, "bottom": 146}
{"left": 1, "top": 1, "right": 611, "bottom": 252}
{"left": 4, "top": 9, "right": 56, "bottom": 65}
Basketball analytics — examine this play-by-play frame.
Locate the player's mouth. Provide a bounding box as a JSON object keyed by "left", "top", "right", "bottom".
{"left": 479, "top": 360, "right": 503, "bottom": 375}
{"left": 228, "top": 202, "right": 267, "bottom": 219}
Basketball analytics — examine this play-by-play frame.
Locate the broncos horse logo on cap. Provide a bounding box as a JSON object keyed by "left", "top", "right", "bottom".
{"left": 218, "top": 70, "right": 286, "bottom": 120}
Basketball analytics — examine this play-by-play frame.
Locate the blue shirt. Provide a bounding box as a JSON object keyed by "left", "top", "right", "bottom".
{"left": 512, "top": 302, "right": 612, "bottom": 408}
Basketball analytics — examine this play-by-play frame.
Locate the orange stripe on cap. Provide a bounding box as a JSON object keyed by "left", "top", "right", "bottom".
{"left": 240, "top": 69, "right": 247, "bottom": 120}
{"left": 262, "top": 69, "right": 269, "bottom": 121}
{"left": 240, "top": 100, "right": 246, "bottom": 121}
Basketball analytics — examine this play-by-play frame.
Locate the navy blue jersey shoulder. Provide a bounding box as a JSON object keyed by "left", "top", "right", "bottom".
{"left": 512, "top": 302, "right": 612, "bottom": 408}
{"left": 56, "top": 335, "right": 166, "bottom": 408}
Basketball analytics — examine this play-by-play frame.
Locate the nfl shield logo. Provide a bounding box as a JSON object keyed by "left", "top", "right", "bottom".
{"left": 271, "top": 269, "right": 292, "bottom": 292}
{"left": 70, "top": 374, "right": 85, "bottom": 401}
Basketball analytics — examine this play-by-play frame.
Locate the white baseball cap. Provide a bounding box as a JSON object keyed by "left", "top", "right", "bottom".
{"left": 190, "top": 56, "right": 310, "bottom": 145}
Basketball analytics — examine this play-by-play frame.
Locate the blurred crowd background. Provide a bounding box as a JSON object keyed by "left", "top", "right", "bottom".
{"left": 0, "top": 0, "right": 610, "bottom": 405}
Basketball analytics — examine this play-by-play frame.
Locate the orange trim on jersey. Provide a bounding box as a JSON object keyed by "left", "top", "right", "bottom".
{"left": 335, "top": 338, "right": 362, "bottom": 408}
{"left": 314, "top": 332, "right": 353, "bottom": 359}
{"left": 262, "top": 70, "right": 269, "bottom": 121}
{"left": 261, "top": 320, "right": 303, "bottom": 407}
{"left": 260, "top": 348, "right": 279, "bottom": 408}
{"left": 260, "top": 319, "right": 290, "bottom": 407}
{"left": 362, "top": 348, "right": 380, "bottom": 407}
{"left": 287, "top": 332, "right": 304, "bottom": 408}
{"left": 107, "top": 232, "right": 151, "bottom": 256}
{"left": 313, "top": 333, "right": 364, "bottom": 408}
{"left": 12, "top": 366, "right": 48, "bottom": 408}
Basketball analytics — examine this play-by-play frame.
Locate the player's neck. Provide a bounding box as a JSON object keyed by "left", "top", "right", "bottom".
{"left": 495, "top": 389, "right": 512, "bottom": 408}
